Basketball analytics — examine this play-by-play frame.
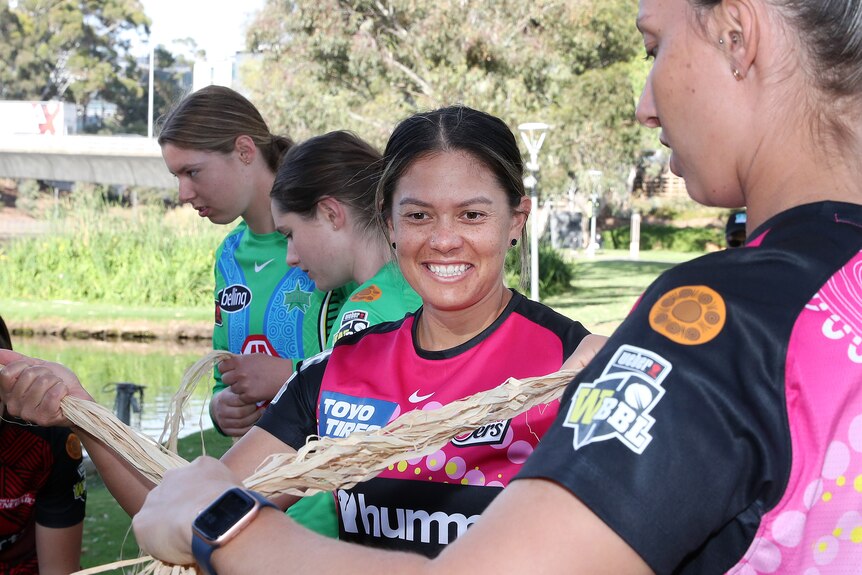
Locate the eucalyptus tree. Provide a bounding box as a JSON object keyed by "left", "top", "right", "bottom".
{"left": 245, "top": 0, "right": 650, "bottom": 194}
{"left": 0, "top": 0, "right": 151, "bottom": 131}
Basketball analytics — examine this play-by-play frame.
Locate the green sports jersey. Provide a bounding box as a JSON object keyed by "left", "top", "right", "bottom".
{"left": 288, "top": 260, "right": 421, "bottom": 537}
{"left": 327, "top": 261, "right": 422, "bottom": 347}
{"left": 211, "top": 222, "right": 347, "bottom": 395}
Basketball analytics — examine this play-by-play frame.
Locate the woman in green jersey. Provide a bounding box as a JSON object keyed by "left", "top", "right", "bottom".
{"left": 157, "top": 87, "right": 345, "bottom": 437}
{"left": 263, "top": 131, "right": 423, "bottom": 537}
{"left": 269, "top": 131, "right": 422, "bottom": 350}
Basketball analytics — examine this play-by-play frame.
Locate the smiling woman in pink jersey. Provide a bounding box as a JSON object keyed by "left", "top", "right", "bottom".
{"left": 118, "top": 0, "right": 862, "bottom": 573}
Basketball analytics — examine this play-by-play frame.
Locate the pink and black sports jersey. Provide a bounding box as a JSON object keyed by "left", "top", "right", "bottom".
{"left": 519, "top": 201, "right": 862, "bottom": 574}
{"left": 260, "top": 290, "right": 589, "bottom": 556}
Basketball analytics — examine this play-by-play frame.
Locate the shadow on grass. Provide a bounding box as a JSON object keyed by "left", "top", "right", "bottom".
{"left": 553, "top": 259, "right": 678, "bottom": 304}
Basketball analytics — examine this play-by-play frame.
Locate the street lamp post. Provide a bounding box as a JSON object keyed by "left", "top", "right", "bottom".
{"left": 147, "top": 28, "right": 159, "bottom": 139}
{"left": 518, "top": 122, "right": 549, "bottom": 302}
{"left": 585, "top": 169, "right": 603, "bottom": 257}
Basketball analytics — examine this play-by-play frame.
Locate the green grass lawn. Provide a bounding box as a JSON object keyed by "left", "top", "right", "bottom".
{"left": 546, "top": 249, "right": 699, "bottom": 334}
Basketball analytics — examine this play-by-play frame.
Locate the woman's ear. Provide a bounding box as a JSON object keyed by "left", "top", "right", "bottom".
{"left": 511, "top": 195, "right": 531, "bottom": 235}
{"left": 715, "top": 0, "right": 760, "bottom": 80}
{"left": 316, "top": 197, "right": 347, "bottom": 231}
{"left": 234, "top": 135, "right": 256, "bottom": 165}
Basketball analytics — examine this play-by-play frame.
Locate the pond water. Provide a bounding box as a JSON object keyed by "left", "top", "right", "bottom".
{"left": 14, "top": 337, "right": 215, "bottom": 442}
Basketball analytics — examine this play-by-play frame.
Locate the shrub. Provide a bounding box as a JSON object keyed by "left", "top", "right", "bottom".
{"left": 0, "top": 201, "right": 223, "bottom": 307}
{"left": 505, "top": 242, "right": 575, "bottom": 297}
{"left": 602, "top": 223, "right": 722, "bottom": 252}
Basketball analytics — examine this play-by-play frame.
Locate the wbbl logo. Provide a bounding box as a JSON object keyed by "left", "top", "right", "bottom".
{"left": 563, "top": 345, "right": 671, "bottom": 454}
{"left": 217, "top": 284, "right": 252, "bottom": 313}
{"left": 333, "top": 310, "right": 370, "bottom": 344}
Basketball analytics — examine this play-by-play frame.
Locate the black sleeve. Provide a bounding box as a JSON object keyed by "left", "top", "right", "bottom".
{"left": 257, "top": 350, "right": 328, "bottom": 450}
{"left": 562, "top": 321, "right": 591, "bottom": 357}
{"left": 517, "top": 293, "right": 591, "bottom": 357}
{"left": 35, "top": 429, "right": 86, "bottom": 528}
{"left": 516, "top": 257, "right": 795, "bottom": 574}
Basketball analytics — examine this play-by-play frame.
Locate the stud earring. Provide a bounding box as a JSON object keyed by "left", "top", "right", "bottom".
{"left": 510, "top": 238, "right": 518, "bottom": 247}
{"left": 391, "top": 242, "right": 396, "bottom": 250}
{"left": 732, "top": 68, "right": 742, "bottom": 81}
{"left": 719, "top": 38, "right": 724, "bottom": 45}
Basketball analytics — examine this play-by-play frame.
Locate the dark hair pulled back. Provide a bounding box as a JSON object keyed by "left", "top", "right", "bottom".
{"left": 377, "top": 105, "right": 529, "bottom": 281}
{"left": 271, "top": 131, "right": 383, "bottom": 235}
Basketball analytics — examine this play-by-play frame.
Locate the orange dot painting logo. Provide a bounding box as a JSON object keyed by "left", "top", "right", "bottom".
{"left": 66, "top": 433, "right": 83, "bottom": 460}
{"left": 350, "top": 285, "right": 382, "bottom": 302}
{"left": 649, "top": 285, "right": 726, "bottom": 345}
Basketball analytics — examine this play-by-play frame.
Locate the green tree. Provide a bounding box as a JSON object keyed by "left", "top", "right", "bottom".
{"left": 0, "top": 0, "right": 150, "bottom": 127}
{"left": 245, "top": 0, "right": 650, "bottom": 194}
{"left": 104, "top": 45, "right": 193, "bottom": 135}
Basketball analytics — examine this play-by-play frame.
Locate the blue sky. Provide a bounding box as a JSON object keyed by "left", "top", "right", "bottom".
{"left": 137, "top": 0, "right": 266, "bottom": 61}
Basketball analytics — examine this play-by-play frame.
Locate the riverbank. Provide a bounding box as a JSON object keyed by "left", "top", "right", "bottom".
{"left": 1, "top": 298, "right": 212, "bottom": 342}
{"left": 7, "top": 315, "right": 212, "bottom": 342}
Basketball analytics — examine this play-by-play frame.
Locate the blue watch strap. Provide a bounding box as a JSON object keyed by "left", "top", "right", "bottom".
{"left": 192, "top": 489, "right": 276, "bottom": 575}
{"left": 192, "top": 532, "right": 218, "bottom": 575}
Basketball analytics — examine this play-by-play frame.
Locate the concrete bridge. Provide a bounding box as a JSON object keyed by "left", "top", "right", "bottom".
{"left": 0, "top": 135, "right": 176, "bottom": 189}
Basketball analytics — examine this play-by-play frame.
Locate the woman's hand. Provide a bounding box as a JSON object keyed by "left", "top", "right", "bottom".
{"left": 133, "top": 456, "right": 243, "bottom": 566}
{"left": 563, "top": 334, "right": 608, "bottom": 371}
{"left": 0, "top": 349, "right": 93, "bottom": 427}
{"left": 219, "top": 354, "right": 294, "bottom": 405}
{"left": 210, "top": 387, "right": 263, "bottom": 437}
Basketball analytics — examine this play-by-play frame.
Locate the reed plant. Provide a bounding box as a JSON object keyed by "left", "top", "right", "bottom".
{"left": 0, "top": 186, "right": 224, "bottom": 307}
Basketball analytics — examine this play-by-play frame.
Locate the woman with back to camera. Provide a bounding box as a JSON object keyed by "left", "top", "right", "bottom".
{"left": 0, "top": 106, "right": 592, "bottom": 559}
{"left": 157, "top": 86, "right": 347, "bottom": 438}
{"left": 127, "top": 0, "right": 862, "bottom": 573}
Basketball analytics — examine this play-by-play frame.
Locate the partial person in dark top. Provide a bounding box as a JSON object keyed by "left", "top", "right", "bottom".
{"left": 0, "top": 314, "right": 85, "bottom": 575}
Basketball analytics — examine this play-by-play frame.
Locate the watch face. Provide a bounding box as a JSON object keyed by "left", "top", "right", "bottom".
{"left": 194, "top": 489, "right": 256, "bottom": 541}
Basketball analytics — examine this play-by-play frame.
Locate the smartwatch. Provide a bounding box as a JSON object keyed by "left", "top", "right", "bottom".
{"left": 192, "top": 487, "right": 277, "bottom": 575}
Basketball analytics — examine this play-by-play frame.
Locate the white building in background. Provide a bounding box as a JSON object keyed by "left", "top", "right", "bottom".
{"left": 0, "top": 101, "right": 78, "bottom": 135}
{"left": 192, "top": 52, "right": 259, "bottom": 93}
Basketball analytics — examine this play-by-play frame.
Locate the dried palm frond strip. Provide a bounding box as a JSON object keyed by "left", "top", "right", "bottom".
{"left": 62, "top": 396, "right": 187, "bottom": 485}
{"left": 41, "top": 357, "right": 577, "bottom": 575}
{"left": 158, "top": 350, "right": 233, "bottom": 453}
{"left": 246, "top": 369, "right": 580, "bottom": 497}
{"left": 75, "top": 367, "right": 580, "bottom": 575}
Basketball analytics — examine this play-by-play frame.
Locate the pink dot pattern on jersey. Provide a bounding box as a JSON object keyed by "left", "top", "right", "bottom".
{"left": 732, "top": 252, "right": 862, "bottom": 574}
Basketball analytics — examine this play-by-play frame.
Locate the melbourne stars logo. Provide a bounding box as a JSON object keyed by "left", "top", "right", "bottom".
{"left": 283, "top": 281, "right": 312, "bottom": 313}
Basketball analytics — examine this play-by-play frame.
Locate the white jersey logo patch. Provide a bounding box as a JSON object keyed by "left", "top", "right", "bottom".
{"left": 563, "top": 345, "right": 671, "bottom": 454}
